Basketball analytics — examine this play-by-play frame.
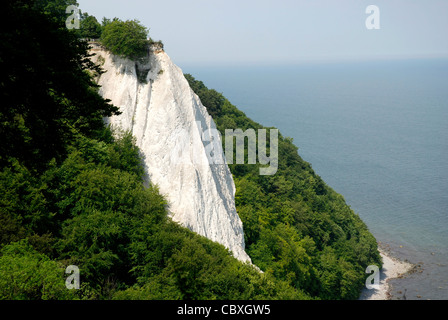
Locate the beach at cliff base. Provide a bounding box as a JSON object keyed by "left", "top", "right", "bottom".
{"left": 359, "top": 247, "right": 414, "bottom": 300}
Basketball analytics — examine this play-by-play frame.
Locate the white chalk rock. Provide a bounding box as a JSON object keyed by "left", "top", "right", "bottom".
{"left": 90, "top": 44, "right": 251, "bottom": 263}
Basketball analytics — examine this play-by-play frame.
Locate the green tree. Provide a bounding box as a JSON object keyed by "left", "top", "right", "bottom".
{"left": 0, "top": 240, "right": 76, "bottom": 300}
{"left": 33, "top": 0, "right": 78, "bottom": 26}
{"left": 100, "top": 19, "right": 149, "bottom": 60}
{"left": 1, "top": 0, "right": 119, "bottom": 172}
{"left": 185, "top": 73, "right": 382, "bottom": 299}
{"left": 78, "top": 12, "right": 102, "bottom": 39}
{"left": 0, "top": 0, "right": 381, "bottom": 301}
{"left": 184, "top": 74, "right": 225, "bottom": 118}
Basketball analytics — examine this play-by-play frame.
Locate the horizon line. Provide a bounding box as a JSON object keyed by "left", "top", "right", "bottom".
{"left": 177, "top": 54, "right": 448, "bottom": 69}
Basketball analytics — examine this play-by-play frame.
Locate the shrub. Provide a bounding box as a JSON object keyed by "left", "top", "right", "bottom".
{"left": 0, "top": 240, "right": 76, "bottom": 300}
{"left": 100, "top": 19, "right": 149, "bottom": 60}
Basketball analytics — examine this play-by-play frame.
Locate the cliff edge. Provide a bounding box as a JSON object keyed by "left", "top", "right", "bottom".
{"left": 90, "top": 44, "right": 251, "bottom": 263}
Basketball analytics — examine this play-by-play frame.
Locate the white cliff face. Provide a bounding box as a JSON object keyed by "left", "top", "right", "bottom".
{"left": 90, "top": 45, "right": 251, "bottom": 263}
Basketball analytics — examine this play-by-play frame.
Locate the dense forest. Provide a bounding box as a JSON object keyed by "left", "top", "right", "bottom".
{"left": 185, "top": 75, "right": 382, "bottom": 299}
{"left": 0, "top": 0, "right": 381, "bottom": 300}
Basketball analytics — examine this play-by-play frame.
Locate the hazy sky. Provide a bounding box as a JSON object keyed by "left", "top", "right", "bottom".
{"left": 76, "top": 0, "right": 448, "bottom": 67}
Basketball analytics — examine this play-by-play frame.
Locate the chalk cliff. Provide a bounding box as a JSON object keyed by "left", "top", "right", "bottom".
{"left": 90, "top": 44, "right": 251, "bottom": 262}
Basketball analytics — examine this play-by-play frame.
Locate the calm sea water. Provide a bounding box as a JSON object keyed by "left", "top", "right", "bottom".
{"left": 183, "top": 58, "right": 448, "bottom": 300}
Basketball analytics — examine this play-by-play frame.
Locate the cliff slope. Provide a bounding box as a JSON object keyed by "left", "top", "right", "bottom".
{"left": 90, "top": 44, "right": 250, "bottom": 262}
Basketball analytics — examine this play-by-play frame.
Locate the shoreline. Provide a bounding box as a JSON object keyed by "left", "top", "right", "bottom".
{"left": 359, "top": 245, "right": 414, "bottom": 300}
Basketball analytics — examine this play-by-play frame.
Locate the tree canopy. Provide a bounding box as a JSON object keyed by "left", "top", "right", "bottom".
{"left": 77, "top": 12, "right": 102, "bottom": 39}
{"left": 185, "top": 74, "right": 382, "bottom": 299}
{"left": 100, "top": 19, "right": 150, "bottom": 60}
{"left": 0, "top": 0, "right": 381, "bottom": 301}
{"left": 0, "top": 0, "right": 310, "bottom": 300}
{"left": 1, "top": 0, "right": 119, "bottom": 172}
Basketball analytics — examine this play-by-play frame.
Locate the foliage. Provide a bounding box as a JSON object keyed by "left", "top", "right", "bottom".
{"left": 0, "top": 127, "right": 308, "bottom": 300}
{"left": 100, "top": 19, "right": 150, "bottom": 60}
{"left": 77, "top": 12, "right": 102, "bottom": 39}
{"left": 185, "top": 75, "right": 225, "bottom": 118}
{"left": 1, "top": 0, "right": 119, "bottom": 172}
{"left": 0, "top": 240, "right": 76, "bottom": 300}
{"left": 0, "top": 0, "right": 309, "bottom": 300}
{"left": 1, "top": 0, "right": 381, "bottom": 301}
{"left": 185, "top": 74, "right": 382, "bottom": 299}
{"left": 33, "top": 0, "right": 78, "bottom": 25}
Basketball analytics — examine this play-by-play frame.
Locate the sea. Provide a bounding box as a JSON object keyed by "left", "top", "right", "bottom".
{"left": 183, "top": 58, "right": 448, "bottom": 300}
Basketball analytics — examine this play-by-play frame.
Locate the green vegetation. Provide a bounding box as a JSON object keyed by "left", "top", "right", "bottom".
{"left": 36, "top": 0, "right": 160, "bottom": 60}
{"left": 0, "top": 0, "right": 381, "bottom": 300}
{"left": 185, "top": 75, "right": 382, "bottom": 299}
{"left": 98, "top": 18, "right": 164, "bottom": 60}
{"left": 2, "top": 129, "right": 307, "bottom": 300}
{"left": 100, "top": 19, "right": 150, "bottom": 60}
{"left": 77, "top": 12, "right": 102, "bottom": 39}
{"left": 0, "top": 240, "right": 77, "bottom": 300}
{"left": 33, "top": 0, "right": 78, "bottom": 24}
{"left": 0, "top": 0, "right": 308, "bottom": 300}
{"left": 1, "top": 0, "right": 119, "bottom": 172}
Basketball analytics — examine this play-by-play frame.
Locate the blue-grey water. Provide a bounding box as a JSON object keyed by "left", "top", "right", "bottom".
{"left": 183, "top": 59, "right": 448, "bottom": 300}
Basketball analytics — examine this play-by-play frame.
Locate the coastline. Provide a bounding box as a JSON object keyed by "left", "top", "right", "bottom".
{"left": 359, "top": 245, "right": 414, "bottom": 300}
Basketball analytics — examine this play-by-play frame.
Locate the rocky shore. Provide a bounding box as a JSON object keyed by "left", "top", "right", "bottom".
{"left": 359, "top": 245, "right": 414, "bottom": 300}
